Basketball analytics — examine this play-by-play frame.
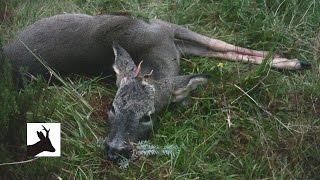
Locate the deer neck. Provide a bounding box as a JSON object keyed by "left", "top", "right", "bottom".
{"left": 139, "top": 61, "right": 179, "bottom": 80}
{"left": 27, "top": 142, "right": 44, "bottom": 156}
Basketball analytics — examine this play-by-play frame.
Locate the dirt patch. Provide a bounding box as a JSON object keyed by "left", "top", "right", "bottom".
{"left": 86, "top": 93, "right": 111, "bottom": 120}
{"left": 289, "top": 92, "right": 320, "bottom": 117}
{"left": 273, "top": 129, "right": 320, "bottom": 178}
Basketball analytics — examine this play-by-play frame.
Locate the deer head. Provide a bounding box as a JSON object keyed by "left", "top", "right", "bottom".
{"left": 27, "top": 125, "right": 55, "bottom": 157}
{"left": 105, "top": 42, "right": 209, "bottom": 161}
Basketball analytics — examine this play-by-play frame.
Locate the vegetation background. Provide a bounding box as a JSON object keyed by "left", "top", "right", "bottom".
{"left": 0, "top": 0, "right": 319, "bottom": 179}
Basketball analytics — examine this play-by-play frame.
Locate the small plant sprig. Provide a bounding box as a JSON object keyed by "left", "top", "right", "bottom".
{"left": 135, "top": 141, "right": 180, "bottom": 156}
{"left": 118, "top": 141, "right": 180, "bottom": 169}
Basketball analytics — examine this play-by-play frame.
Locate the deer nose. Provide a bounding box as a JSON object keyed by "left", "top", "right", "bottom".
{"left": 106, "top": 143, "right": 132, "bottom": 162}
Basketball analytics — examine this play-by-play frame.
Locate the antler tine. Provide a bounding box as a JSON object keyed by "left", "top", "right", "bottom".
{"left": 42, "top": 125, "right": 50, "bottom": 137}
{"left": 134, "top": 60, "right": 143, "bottom": 78}
{"left": 143, "top": 70, "right": 153, "bottom": 79}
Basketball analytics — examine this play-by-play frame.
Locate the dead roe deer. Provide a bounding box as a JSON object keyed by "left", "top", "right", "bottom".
{"left": 3, "top": 14, "right": 310, "bottom": 161}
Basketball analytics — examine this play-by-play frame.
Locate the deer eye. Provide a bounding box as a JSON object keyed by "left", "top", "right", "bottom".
{"left": 109, "top": 101, "right": 115, "bottom": 114}
{"left": 139, "top": 115, "right": 151, "bottom": 123}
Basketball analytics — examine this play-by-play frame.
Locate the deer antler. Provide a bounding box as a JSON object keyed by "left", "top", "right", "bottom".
{"left": 42, "top": 125, "right": 50, "bottom": 138}
{"left": 143, "top": 70, "right": 153, "bottom": 79}
{"left": 134, "top": 60, "right": 143, "bottom": 78}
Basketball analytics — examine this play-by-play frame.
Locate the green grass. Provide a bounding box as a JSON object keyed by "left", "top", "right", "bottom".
{"left": 1, "top": 0, "right": 320, "bottom": 179}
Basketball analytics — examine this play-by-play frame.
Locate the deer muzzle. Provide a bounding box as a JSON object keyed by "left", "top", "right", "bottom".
{"left": 105, "top": 140, "right": 133, "bottom": 161}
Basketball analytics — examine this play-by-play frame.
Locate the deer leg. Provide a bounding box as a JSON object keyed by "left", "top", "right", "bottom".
{"left": 175, "top": 40, "right": 310, "bottom": 70}
{"left": 207, "top": 51, "right": 303, "bottom": 69}
{"left": 199, "top": 38, "right": 272, "bottom": 58}
{"left": 174, "top": 27, "right": 276, "bottom": 57}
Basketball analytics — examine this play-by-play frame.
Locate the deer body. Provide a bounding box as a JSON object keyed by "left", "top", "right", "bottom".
{"left": 4, "top": 14, "right": 310, "bottom": 161}
{"left": 4, "top": 14, "right": 180, "bottom": 79}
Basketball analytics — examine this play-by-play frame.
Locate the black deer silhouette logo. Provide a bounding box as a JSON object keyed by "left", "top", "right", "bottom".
{"left": 27, "top": 125, "right": 55, "bottom": 157}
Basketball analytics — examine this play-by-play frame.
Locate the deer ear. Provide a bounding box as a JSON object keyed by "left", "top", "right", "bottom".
{"left": 112, "top": 41, "right": 137, "bottom": 78}
{"left": 171, "top": 74, "right": 210, "bottom": 102}
{"left": 37, "top": 131, "right": 45, "bottom": 140}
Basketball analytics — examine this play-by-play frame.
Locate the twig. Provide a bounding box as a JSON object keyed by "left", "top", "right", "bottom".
{"left": 231, "top": 65, "right": 271, "bottom": 104}
{"left": 0, "top": 157, "right": 39, "bottom": 166}
{"left": 233, "top": 84, "right": 300, "bottom": 133}
{"left": 226, "top": 109, "right": 233, "bottom": 127}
